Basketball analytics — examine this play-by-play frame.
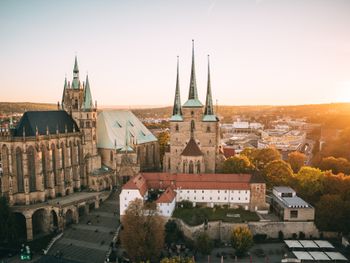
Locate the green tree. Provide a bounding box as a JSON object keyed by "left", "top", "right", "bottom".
{"left": 195, "top": 232, "right": 213, "bottom": 256}
{"left": 120, "top": 199, "right": 164, "bottom": 262}
{"left": 231, "top": 226, "right": 253, "bottom": 257}
{"left": 157, "top": 131, "right": 170, "bottom": 167}
{"left": 288, "top": 151, "right": 306, "bottom": 173}
{"left": 294, "top": 166, "right": 324, "bottom": 203}
{"left": 242, "top": 148, "right": 281, "bottom": 170}
{"left": 0, "top": 197, "right": 18, "bottom": 245}
{"left": 222, "top": 155, "right": 255, "bottom": 174}
{"left": 164, "top": 220, "right": 184, "bottom": 246}
{"left": 262, "top": 160, "right": 294, "bottom": 188}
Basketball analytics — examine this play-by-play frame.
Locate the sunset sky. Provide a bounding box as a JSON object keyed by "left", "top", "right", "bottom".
{"left": 1, "top": 0, "right": 350, "bottom": 106}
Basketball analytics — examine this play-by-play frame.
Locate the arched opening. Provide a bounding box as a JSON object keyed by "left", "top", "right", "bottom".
{"left": 65, "top": 209, "right": 73, "bottom": 226}
{"left": 189, "top": 161, "right": 194, "bottom": 174}
{"left": 41, "top": 145, "right": 49, "bottom": 189}
{"left": 27, "top": 146, "right": 36, "bottom": 192}
{"left": 51, "top": 144, "right": 58, "bottom": 186}
{"left": 1, "top": 145, "right": 10, "bottom": 195}
{"left": 183, "top": 161, "right": 187, "bottom": 173}
{"left": 196, "top": 161, "right": 201, "bottom": 174}
{"left": 15, "top": 147, "right": 24, "bottom": 193}
{"left": 32, "top": 209, "right": 49, "bottom": 238}
{"left": 14, "top": 213, "right": 27, "bottom": 240}
{"left": 50, "top": 210, "right": 58, "bottom": 233}
{"left": 191, "top": 120, "right": 195, "bottom": 132}
{"left": 60, "top": 143, "right": 66, "bottom": 183}
{"left": 78, "top": 206, "right": 85, "bottom": 217}
{"left": 65, "top": 188, "right": 70, "bottom": 196}
{"left": 89, "top": 202, "right": 95, "bottom": 211}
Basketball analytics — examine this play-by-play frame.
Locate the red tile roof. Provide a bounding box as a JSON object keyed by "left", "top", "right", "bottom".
{"left": 122, "top": 174, "right": 148, "bottom": 196}
{"left": 156, "top": 187, "right": 176, "bottom": 203}
{"left": 181, "top": 137, "right": 203, "bottom": 156}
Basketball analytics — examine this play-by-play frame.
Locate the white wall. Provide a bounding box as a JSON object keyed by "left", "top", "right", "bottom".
{"left": 176, "top": 189, "right": 250, "bottom": 206}
{"left": 119, "top": 189, "right": 144, "bottom": 215}
{"left": 157, "top": 198, "right": 176, "bottom": 217}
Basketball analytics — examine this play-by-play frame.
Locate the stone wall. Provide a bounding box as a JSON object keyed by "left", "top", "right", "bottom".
{"left": 174, "top": 219, "right": 321, "bottom": 242}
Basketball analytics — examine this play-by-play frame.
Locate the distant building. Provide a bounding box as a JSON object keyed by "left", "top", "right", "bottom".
{"left": 271, "top": 186, "right": 314, "bottom": 221}
{"left": 120, "top": 173, "right": 267, "bottom": 217}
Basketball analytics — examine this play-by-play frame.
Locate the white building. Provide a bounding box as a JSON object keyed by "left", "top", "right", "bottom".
{"left": 120, "top": 173, "right": 267, "bottom": 217}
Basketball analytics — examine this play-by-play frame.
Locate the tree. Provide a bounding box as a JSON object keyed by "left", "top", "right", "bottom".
{"left": 222, "top": 155, "right": 255, "bottom": 174}
{"left": 158, "top": 131, "right": 170, "bottom": 167}
{"left": 262, "top": 160, "right": 293, "bottom": 188}
{"left": 120, "top": 199, "right": 165, "bottom": 262}
{"left": 293, "top": 166, "right": 324, "bottom": 203}
{"left": 160, "top": 257, "right": 195, "bottom": 263}
{"left": 195, "top": 232, "right": 213, "bottom": 256}
{"left": 288, "top": 151, "right": 306, "bottom": 173}
{"left": 318, "top": 156, "right": 350, "bottom": 175}
{"left": 0, "top": 196, "right": 18, "bottom": 245}
{"left": 242, "top": 148, "right": 281, "bottom": 170}
{"left": 231, "top": 226, "right": 253, "bottom": 256}
{"left": 164, "top": 220, "right": 184, "bottom": 246}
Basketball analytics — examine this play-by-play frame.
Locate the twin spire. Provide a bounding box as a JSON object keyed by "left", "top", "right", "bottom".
{"left": 172, "top": 41, "right": 215, "bottom": 120}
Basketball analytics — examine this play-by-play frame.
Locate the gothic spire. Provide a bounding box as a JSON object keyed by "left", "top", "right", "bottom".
{"left": 82, "top": 75, "right": 93, "bottom": 110}
{"left": 188, "top": 39, "right": 198, "bottom": 100}
{"left": 204, "top": 55, "right": 214, "bottom": 115}
{"left": 172, "top": 56, "right": 182, "bottom": 116}
{"left": 72, "top": 56, "right": 80, "bottom": 89}
{"left": 61, "top": 76, "right": 67, "bottom": 109}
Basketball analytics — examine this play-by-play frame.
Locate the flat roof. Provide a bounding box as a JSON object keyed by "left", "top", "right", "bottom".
{"left": 285, "top": 240, "right": 303, "bottom": 248}
{"left": 325, "top": 252, "right": 348, "bottom": 261}
{"left": 314, "top": 240, "right": 335, "bottom": 249}
{"left": 309, "top": 251, "right": 330, "bottom": 261}
{"left": 283, "top": 197, "right": 311, "bottom": 208}
{"left": 274, "top": 186, "right": 295, "bottom": 193}
{"left": 299, "top": 240, "right": 318, "bottom": 248}
{"left": 293, "top": 251, "right": 314, "bottom": 260}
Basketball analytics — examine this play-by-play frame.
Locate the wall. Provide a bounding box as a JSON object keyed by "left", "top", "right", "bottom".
{"left": 119, "top": 189, "right": 143, "bottom": 215}
{"left": 157, "top": 198, "right": 176, "bottom": 217}
{"left": 174, "top": 219, "right": 320, "bottom": 242}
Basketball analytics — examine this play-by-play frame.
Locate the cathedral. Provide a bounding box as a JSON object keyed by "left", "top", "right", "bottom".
{"left": 163, "top": 41, "right": 224, "bottom": 174}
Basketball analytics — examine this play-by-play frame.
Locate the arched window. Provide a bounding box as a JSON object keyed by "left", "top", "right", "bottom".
{"left": 175, "top": 124, "right": 179, "bottom": 132}
{"left": 168, "top": 157, "right": 170, "bottom": 170}
{"left": 1, "top": 145, "right": 9, "bottom": 176}
{"left": 41, "top": 145, "right": 48, "bottom": 188}
{"left": 70, "top": 142, "right": 74, "bottom": 166}
{"left": 110, "top": 151, "right": 113, "bottom": 162}
{"left": 61, "top": 143, "right": 66, "bottom": 182}
{"left": 16, "top": 147, "right": 24, "bottom": 193}
{"left": 74, "top": 99, "right": 78, "bottom": 109}
{"left": 51, "top": 144, "right": 58, "bottom": 186}
{"left": 207, "top": 126, "right": 211, "bottom": 132}
{"left": 196, "top": 161, "right": 201, "bottom": 174}
{"left": 183, "top": 161, "right": 187, "bottom": 173}
{"left": 189, "top": 161, "right": 194, "bottom": 174}
{"left": 27, "top": 146, "right": 36, "bottom": 192}
{"left": 191, "top": 120, "right": 195, "bottom": 133}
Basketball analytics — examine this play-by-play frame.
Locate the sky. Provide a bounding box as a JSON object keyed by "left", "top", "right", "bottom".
{"left": 1, "top": 0, "right": 350, "bottom": 106}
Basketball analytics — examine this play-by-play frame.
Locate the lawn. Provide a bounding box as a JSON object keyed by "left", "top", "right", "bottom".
{"left": 172, "top": 206, "right": 260, "bottom": 226}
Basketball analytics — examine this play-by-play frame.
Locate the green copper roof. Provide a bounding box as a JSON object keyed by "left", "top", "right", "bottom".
{"left": 183, "top": 98, "right": 203, "bottom": 107}
{"left": 82, "top": 75, "right": 93, "bottom": 110}
{"left": 204, "top": 55, "right": 214, "bottom": 116}
{"left": 172, "top": 56, "right": 183, "bottom": 116}
{"left": 73, "top": 56, "right": 79, "bottom": 73}
{"left": 97, "top": 110, "right": 157, "bottom": 150}
{"left": 170, "top": 114, "right": 183, "bottom": 121}
{"left": 202, "top": 115, "right": 218, "bottom": 122}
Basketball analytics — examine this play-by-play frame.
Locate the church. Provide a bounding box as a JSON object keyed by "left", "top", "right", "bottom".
{"left": 163, "top": 41, "right": 224, "bottom": 174}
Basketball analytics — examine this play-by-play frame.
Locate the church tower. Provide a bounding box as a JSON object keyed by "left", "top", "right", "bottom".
{"left": 61, "top": 57, "right": 100, "bottom": 178}
{"left": 164, "top": 41, "right": 221, "bottom": 174}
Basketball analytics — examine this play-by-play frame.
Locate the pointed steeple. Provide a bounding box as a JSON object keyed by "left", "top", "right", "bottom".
{"left": 172, "top": 56, "right": 182, "bottom": 117}
{"left": 183, "top": 40, "right": 203, "bottom": 108}
{"left": 72, "top": 56, "right": 80, "bottom": 89}
{"left": 204, "top": 55, "right": 214, "bottom": 115}
{"left": 188, "top": 40, "right": 198, "bottom": 100}
{"left": 82, "top": 75, "right": 93, "bottom": 110}
{"left": 61, "top": 76, "right": 67, "bottom": 109}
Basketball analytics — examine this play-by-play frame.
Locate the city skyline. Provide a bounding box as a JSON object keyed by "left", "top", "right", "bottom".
{"left": 1, "top": 0, "right": 350, "bottom": 106}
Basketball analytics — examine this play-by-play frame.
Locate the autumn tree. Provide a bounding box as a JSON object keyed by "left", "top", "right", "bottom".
{"left": 158, "top": 131, "right": 170, "bottom": 168}
{"left": 288, "top": 151, "right": 306, "bottom": 173}
{"left": 293, "top": 166, "right": 324, "bottom": 203}
{"left": 241, "top": 147, "right": 281, "bottom": 170}
{"left": 262, "top": 160, "right": 294, "bottom": 188}
{"left": 231, "top": 226, "right": 253, "bottom": 256}
{"left": 120, "top": 199, "right": 165, "bottom": 262}
{"left": 160, "top": 257, "right": 195, "bottom": 263}
{"left": 222, "top": 155, "right": 255, "bottom": 174}
{"left": 195, "top": 232, "right": 213, "bottom": 256}
{"left": 318, "top": 156, "right": 350, "bottom": 175}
